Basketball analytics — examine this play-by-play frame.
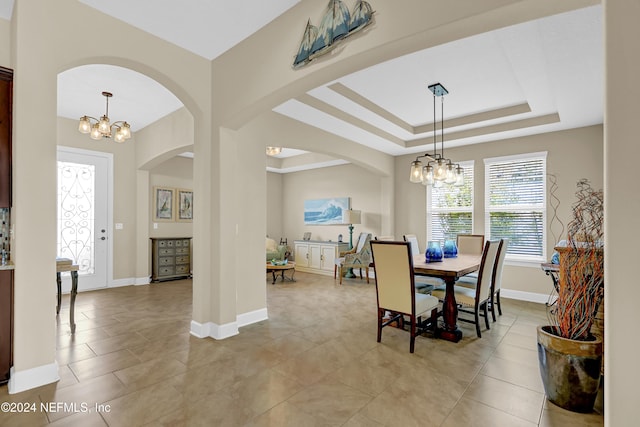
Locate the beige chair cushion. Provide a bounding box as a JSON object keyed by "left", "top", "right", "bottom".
{"left": 431, "top": 286, "right": 476, "bottom": 307}
{"left": 266, "top": 237, "right": 277, "bottom": 252}
{"left": 415, "top": 293, "right": 439, "bottom": 317}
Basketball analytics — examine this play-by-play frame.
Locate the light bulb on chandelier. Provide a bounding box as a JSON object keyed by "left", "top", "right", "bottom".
{"left": 409, "top": 83, "right": 463, "bottom": 187}
{"left": 78, "top": 91, "right": 132, "bottom": 143}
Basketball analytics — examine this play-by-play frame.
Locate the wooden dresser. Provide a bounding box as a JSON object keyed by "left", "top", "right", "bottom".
{"left": 150, "top": 237, "right": 192, "bottom": 282}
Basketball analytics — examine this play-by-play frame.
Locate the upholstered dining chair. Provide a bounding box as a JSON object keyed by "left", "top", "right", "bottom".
{"left": 334, "top": 232, "right": 372, "bottom": 284}
{"left": 403, "top": 234, "right": 444, "bottom": 294}
{"left": 457, "top": 238, "right": 509, "bottom": 321}
{"left": 456, "top": 234, "right": 485, "bottom": 279}
{"left": 456, "top": 234, "right": 485, "bottom": 256}
{"left": 370, "top": 240, "right": 440, "bottom": 353}
{"left": 432, "top": 239, "right": 503, "bottom": 338}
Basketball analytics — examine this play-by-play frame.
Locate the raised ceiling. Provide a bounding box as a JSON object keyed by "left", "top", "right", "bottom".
{"left": 2, "top": 1, "right": 603, "bottom": 173}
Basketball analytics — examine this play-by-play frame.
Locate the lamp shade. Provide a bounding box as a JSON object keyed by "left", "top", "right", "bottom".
{"left": 343, "top": 209, "right": 361, "bottom": 225}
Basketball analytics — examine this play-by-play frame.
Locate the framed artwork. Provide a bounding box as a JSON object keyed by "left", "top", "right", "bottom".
{"left": 304, "top": 197, "right": 350, "bottom": 225}
{"left": 177, "top": 189, "right": 193, "bottom": 222}
{"left": 153, "top": 187, "right": 174, "bottom": 222}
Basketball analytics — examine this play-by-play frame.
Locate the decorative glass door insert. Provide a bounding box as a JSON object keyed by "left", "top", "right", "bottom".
{"left": 57, "top": 161, "right": 96, "bottom": 275}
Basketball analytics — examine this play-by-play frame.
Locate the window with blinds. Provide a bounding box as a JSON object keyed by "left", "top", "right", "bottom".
{"left": 484, "top": 152, "right": 547, "bottom": 263}
{"left": 427, "top": 162, "right": 474, "bottom": 244}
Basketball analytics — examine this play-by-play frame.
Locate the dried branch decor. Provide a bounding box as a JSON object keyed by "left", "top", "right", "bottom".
{"left": 549, "top": 179, "right": 604, "bottom": 340}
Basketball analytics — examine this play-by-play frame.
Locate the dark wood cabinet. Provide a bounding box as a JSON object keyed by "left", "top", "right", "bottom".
{"left": 0, "top": 269, "right": 13, "bottom": 384}
{"left": 0, "top": 67, "right": 12, "bottom": 208}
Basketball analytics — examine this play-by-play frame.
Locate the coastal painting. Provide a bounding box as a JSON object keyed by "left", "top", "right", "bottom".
{"left": 304, "top": 197, "right": 350, "bottom": 225}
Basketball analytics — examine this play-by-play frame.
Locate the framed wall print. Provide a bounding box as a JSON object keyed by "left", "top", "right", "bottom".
{"left": 177, "top": 188, "right": 193, "bottom": 222}
{"left": 153, "top": 187, "right": 175, "bottom": 222}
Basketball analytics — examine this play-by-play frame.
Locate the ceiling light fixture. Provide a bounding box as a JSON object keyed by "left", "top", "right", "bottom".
{"left": 409, "top": 83, "right": 463, "bottom": 187}
{"left": 266, "top": 146, "right": 282, "bottom": 156}
{"left": 78, "top": 91, "right": 132, "bottom": 143}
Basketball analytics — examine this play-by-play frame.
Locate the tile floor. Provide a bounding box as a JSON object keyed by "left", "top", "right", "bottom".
{"left": 1, "top": 272, "right": 604, "bottom": 426}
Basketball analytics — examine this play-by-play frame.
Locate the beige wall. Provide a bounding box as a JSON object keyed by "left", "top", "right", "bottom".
{"left": 149, "top": 157, "right": 194, "bottom": 239}
{"left": 266, "top": 172, "right": 283, "bottom": 240}
{"left": 280, "top": 164, "right": 390, "bottom": 245}
{"left": 604, "top": 0, "right": 640, "bottom": 421}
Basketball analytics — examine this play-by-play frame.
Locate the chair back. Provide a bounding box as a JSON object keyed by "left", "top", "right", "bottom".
{"left": 457, "top": 234, "right": 485, "bottom": 256}
{"left": 355, "top": 232, "right": 370, "bottom": 253}
{"left": 492, "top": 238, "right": 509, "bottom": 292}
{"left": 371, "top": 241, "right": 415, "bottom": 315}
{"left": 375, "top": 235, "right": 395, "bottom": 241}
{"left": 403, "top": 234, "right": 421, "bottom": 257}
{"left": 475, "top": 240, "right": 502, "bottom": 303}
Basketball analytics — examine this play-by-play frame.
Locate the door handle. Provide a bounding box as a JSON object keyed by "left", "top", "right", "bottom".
{"left": 101, "top": 237, "right": 106, "bottom": 240}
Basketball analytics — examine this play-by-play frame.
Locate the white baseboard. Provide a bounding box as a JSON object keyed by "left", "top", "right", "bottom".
{"left": 133, "top": 276, "right": 151, "bottom": 286}
{"left": 237, "top": 308, "right": 268, "bottom": 327}
{"left": 501, "top": 288, "right": 549, "bottom": 304}
{"left": 8, "top": 362, "right": 59, "bottom": 394}
{"left": 110, "top": 278, "right": 137, "bottom": 288}
{"left": 190, "top": 320, "right": 239, "bottom": 340}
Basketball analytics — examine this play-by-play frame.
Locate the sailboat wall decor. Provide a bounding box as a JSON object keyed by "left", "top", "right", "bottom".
{"left": 293, "top": 0, "right": 374, "bottom": 69}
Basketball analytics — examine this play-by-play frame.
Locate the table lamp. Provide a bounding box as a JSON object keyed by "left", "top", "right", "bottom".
{"left": 343, "top": 209, "right": 361, "bottom": 250}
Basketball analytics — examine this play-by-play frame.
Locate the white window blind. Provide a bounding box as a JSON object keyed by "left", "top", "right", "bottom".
{"left": 484, "top": 152, "right": 547, "bottom": 263}
{"left": 427, "top": 162, "right": 474, "bottom": 244}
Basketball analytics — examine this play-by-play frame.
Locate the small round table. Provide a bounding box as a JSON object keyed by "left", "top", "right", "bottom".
{"left": 266, "top": 262, "right": 296, "bottom": 284}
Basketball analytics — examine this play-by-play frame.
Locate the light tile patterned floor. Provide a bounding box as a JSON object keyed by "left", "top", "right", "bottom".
{"left": 0, "top": 272, "right": 604, "bottom": 426}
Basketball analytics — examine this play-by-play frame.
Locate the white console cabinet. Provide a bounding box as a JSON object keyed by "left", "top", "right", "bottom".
{"left": 294, "top": 240, "right": 349, "bottom": 275}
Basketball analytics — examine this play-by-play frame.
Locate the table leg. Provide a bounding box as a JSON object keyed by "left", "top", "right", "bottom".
{"left": 70, "top": 271, "right": 78, "bottom": 334}
{"left": 271, "top": 270, "right": 277, "bottom": 284}
{"left": 56, "top": 272, "right": 62, "bottom": 315}
{"left": 439, "top": 277, "right": 462, "bottom": 342}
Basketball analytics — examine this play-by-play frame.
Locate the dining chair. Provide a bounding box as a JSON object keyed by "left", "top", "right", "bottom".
{"left": 456, "top": 234, "right": 485, "bottom": 279}
{"left": 334, "top": 232, "right": 372, "bottom": 284}
{"left": 403, "top": 234, "right": 444, "bottom": 294}
{"left": 456, "top": 234, "right": 485, "bottom": 256}
{"left": 432, "top": 239, "right": 502, "bottom": 338}
{"left": 370, "top": 240, "right": 440, "bottom": 353}
{"left": 457, "top": 238, "right": 509, "bottom": 321}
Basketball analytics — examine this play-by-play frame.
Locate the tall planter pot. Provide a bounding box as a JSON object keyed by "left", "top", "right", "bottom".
{"left": 537, "top": 325, "right": 602, "bottom": 413}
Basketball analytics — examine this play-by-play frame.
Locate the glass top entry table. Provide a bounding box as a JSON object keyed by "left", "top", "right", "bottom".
{"left": 413, "top": 254, "right": 481, "bottom": 342}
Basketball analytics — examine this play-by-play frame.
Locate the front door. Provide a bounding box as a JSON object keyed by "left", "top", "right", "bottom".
{"left": 57, "top": 147, "right": 111, "bottom": 292}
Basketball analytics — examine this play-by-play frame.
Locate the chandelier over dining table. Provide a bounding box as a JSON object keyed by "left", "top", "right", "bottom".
{"left": 409, "top": 83, "right": 464, "bottom": 187}
{"left": 78, "top": 91, "right": 132, "bottom": 143}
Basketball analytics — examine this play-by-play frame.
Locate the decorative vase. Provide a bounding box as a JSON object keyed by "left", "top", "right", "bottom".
{"left": 537, "top": 325, "right": 602, "bottom": 413}
{"left": 425, "top": 241, "right": 443, "bottom": 263}
{"left": 443, "top": 239, "right": 458, "bottom": 258}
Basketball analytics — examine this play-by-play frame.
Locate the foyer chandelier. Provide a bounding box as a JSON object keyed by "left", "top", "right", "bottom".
{"left": 409, "top": 83, "right": 463, "bottom": 187}
{"left": 266, "top": 146, "right": 282, "bottom": 156}
{"left": 78, "top": 91, "right": 132, "bottom": 143}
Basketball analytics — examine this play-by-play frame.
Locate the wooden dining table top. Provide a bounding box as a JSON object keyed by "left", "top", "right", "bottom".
{"left": 412, "top": 253, "right": 481, "bottom": 280}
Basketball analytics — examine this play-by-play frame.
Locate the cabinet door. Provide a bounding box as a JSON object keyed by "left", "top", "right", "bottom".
{"left": 309, "top": 245, "right": 322, "bottom": 269}
{"left": 320, "top": 245, "right": 337, "bottom": 271}
{"left": 0, "top": 68, "right": 12, "bottom": 208}
{"left": 294, "top": 243, "right": 309, "bottom": 267}
{"left": 0, "top": 269, "right": 13, "bottom": 383}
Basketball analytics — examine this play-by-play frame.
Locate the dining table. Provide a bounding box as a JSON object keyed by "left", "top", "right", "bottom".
{"left": 413, "top": 253, "right": 481, "bottom": 342}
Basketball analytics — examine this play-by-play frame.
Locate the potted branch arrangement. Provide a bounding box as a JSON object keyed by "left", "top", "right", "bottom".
{"left": 537, "top": 179, "right": 604, "bottom": 413}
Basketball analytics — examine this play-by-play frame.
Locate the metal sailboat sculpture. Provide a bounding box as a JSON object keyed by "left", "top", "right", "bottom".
{"left": 293, "top": 0, "right": 374, "bottom": 69}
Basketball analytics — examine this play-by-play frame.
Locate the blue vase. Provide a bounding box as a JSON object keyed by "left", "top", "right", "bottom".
{"left": 425, "top": 241, "right": 443, "bottom": 263}
{"left": 443, "top": 239, "right": 458, "bottom": 258}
